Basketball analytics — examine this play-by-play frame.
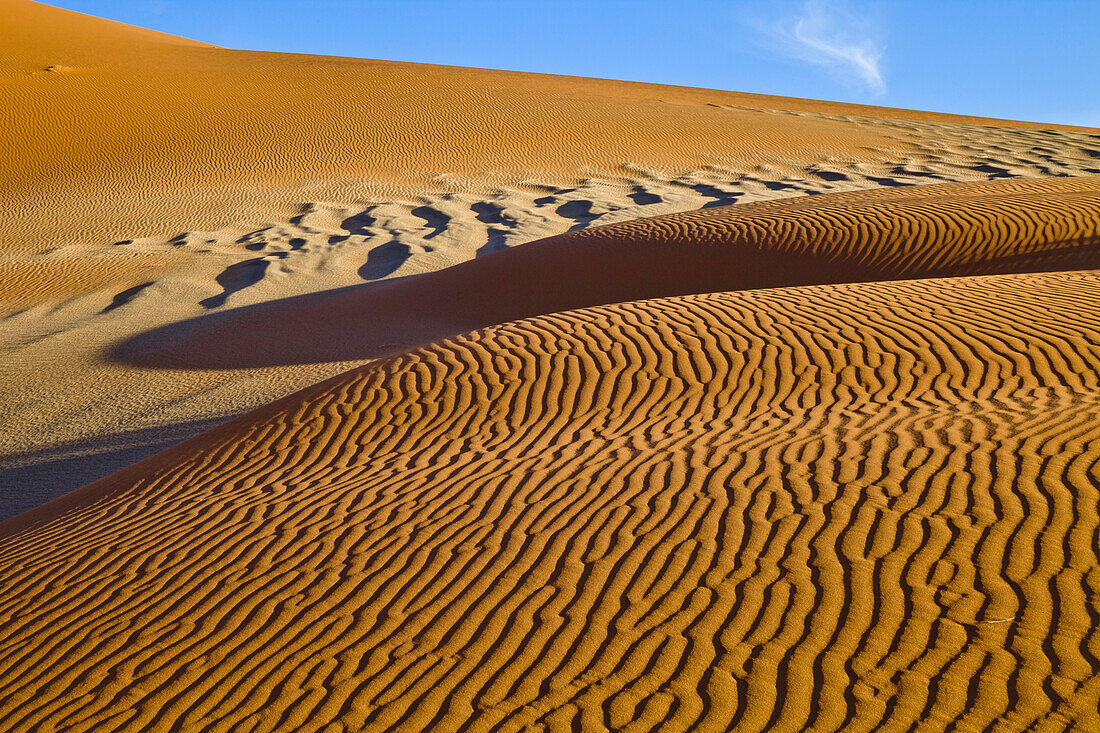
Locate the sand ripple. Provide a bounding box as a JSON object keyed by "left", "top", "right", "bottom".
{"left": 1, "top": 270, "right": 1098, "bottom": 729}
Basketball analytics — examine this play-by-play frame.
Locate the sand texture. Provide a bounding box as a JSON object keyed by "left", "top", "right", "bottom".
{"left": 2, "top": 269, "right": 1099, "bottom": 731}
{"left": 6, "top": 0, "right": 1100, "bottom": 509}
{"left": 2, "top": 1, "right": 1100, "bottom": 730}
{"left": 3, "top": 179, "right": 1100, "bottom": 729}
{"left": 113, "top": 175, "right": 1100, "bottom": 371}
{"left": 7, "top": 146, "right": 1100, "bottom": 517}
{"left": 4, "top": 0, "right": 1100, "bottom": 254}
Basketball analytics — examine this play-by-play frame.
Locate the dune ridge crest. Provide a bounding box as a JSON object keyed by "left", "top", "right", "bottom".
{"left": 5, "top": 0, "right": 1099, "bottom": 254}
{"left": 120, "top": 175, "right": 1100, "bottom": 369}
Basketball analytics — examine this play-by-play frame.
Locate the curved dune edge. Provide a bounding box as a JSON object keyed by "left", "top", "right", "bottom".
{"left": 116, "top": 175, "right": 1100, "bottom": 369}
{"left": 2, "top": 270, "right": 1099, "bottom": 731}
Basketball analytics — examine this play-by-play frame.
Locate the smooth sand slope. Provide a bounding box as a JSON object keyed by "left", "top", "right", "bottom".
{"left": 2, "top": 178, "right": 1100, "bottom": 730}
{"left": 4, "top": 0, "right": 1092, "bottom": 254}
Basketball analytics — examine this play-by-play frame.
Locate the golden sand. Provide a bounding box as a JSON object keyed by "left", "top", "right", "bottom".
{"left": 3, "top": 0, "right": 1095, "bottom": 253}
{"left": 4, "top": 267, "right": 1099, "bottom": 730}
{"left": 1, "top": 1, "right": 1099, "bottom": 730}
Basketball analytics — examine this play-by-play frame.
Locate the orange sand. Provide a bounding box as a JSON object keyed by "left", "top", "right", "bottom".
{"left": 7, "top": 0, "right": 1099, "bottom": 513}
{"left": 3, "top": 0, "right": 1096, "bottom": 253}
{"left": 4, "top": 177, "right": 1100, "bottom": 730}
{"left": 3, "top": 268, "right": 1098, "bottom": 730}
{"left": 1, "top": 2, "right": 1099, "bottom": 730}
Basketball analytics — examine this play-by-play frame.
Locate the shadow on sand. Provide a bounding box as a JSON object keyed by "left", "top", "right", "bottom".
{"left": 110, "top": 197, "right": 1100, "bottom": 372}
{"left": 110, "top": 227, "right": 883, "bottom": 371}
{"left": 0, "top": 418, "right": 225, "bottom": 520}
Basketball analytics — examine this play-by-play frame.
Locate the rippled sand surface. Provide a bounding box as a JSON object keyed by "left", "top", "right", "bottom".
{"left": 1, "top": 1, "right": 1099, "bottom": 730}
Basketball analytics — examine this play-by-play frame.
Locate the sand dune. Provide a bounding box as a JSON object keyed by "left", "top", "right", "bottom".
{"left": 3, "top": 270, "right": 1098, "bottom": 730}
{"left": 114, "top": 175, "right": 1100, "bottom": 369}
{"left": 4, "top": 0, "right": 1098, "bottom": 254}
{"left": 3, "top": 2, "right": 1100, "bottom": 730}
{"left": 9, "top": 0, "right": 1100, "bottom": 513}
{"left": 4, "top": 176, "right": 1100, "bottom": 732}
{"left": 5, "top": 1, "right": 1100, "bottom": 502}
{"left": 6, "top": 117, "right": 1099, "bottom": 516}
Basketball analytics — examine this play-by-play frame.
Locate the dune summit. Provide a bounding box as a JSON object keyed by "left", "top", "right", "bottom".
{"left": 2, "top": 0, "right": 1100, "bottom": 730}
{"left": 3, "top": 0, "right": 1098, "bottom": 254}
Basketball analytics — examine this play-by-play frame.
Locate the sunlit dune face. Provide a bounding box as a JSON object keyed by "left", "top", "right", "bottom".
{"left": 1, "top": 1, "right": 1099, "bottom": 730}
{"left": 2, "top": 0, "right": 1090, "bottom": 252}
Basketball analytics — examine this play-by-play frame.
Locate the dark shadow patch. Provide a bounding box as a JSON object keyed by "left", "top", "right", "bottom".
{"left": 101, "top": 281, "right": 154, "bottom": 314}
{"left": 889, "top": 166, "right": 941, "bottom": 178}
{"left": 411, "top": 205, "right": 449, "bottom": 239}
{"left": 341, "top": 209, "right": 376, "bottom": 234}
{"left": 970, "top": 163, "right": 1012, "bottom": 178}
{"left": 0, "top": 418, "right": 224, "bottom": 521}
{"left": 692, "top": 184, "right": 742, "bottom": 208}
{"left": 865, "top": 176, "right": 911, "bottom": 188}
{"left": 556, "top": 200, "right": 597, "bottom": 230}
{"left": 359, "top": 241, "right": 412, "bottom": 280}
{"left": 534, "top": 189, "right": 574, "bottom": 206}
{"left": 477, "top": 229, "right": 510, "bottom": 257}
{"left": 288, "top": 206, "right": 313, "bottom": 226}
{"left": 199, "top": 257, "right": 275, "bottom": 309}
{"left": 471, "top": 201, "right": 516, "bottom": 226}
{"left": 628, "top": 187, "right": 662, "bottom": 206}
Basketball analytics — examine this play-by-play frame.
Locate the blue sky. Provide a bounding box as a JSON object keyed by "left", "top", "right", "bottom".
{"left": 52, "top": 0, "right": 1100, "bottom": 127}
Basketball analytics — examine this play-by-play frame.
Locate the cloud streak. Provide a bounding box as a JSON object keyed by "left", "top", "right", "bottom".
{"left": 768, "top": 1, "right": 886, "bottom": 96}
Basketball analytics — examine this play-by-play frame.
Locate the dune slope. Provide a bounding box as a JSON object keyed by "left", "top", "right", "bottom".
{"left": 1, "top": 269, "right": 1098, "bottom": 731}
{"left": 5, "top": 0, "right": 1100, "bottom": 515}
{"left": 4, "top": 0, "right": 1097, "bottom": 253}
{"left": 120, "top": 175, "right": 1100, "bottom": 369}
{"left": 3, "top": 3, "right": 1100, "bottom": 730}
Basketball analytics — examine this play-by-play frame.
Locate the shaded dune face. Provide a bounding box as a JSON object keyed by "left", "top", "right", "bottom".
{"left": 1, "top": 272, "right": 1098, "bottom": 731}
{"left": 115, "top": 175, "right": 1100, "bottom": 369}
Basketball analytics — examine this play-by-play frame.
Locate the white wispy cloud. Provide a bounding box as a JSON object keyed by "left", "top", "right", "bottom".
{"left": 761, "top": 0, "right": 887, "bottom": 96}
